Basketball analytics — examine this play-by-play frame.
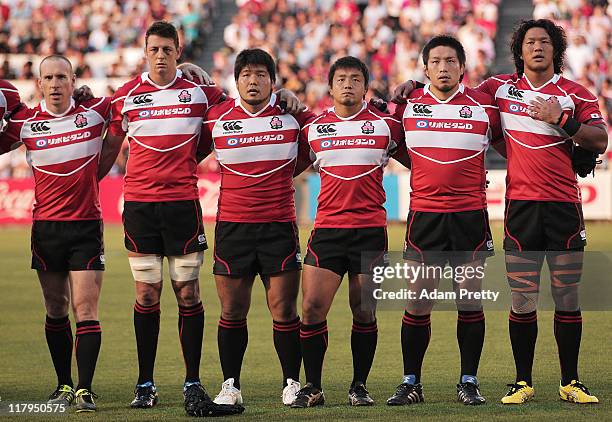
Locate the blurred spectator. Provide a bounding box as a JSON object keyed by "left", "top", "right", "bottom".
{"left": 211, "top": 0, "right": 500, "bottom": 116}
{"left": 1, "top": 0, "right": 217, "bottom": 79}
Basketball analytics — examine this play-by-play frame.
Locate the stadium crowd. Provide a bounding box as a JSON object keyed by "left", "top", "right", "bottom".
{"left": 0, "top": 0, "right": 216, "bottom": 80}
{"left": 212, "top": 0, "right": 500, "bottom": 113}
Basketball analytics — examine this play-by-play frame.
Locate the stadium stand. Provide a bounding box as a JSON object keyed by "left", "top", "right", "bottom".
{"left": 210, "top": 0, "right": 500, "bottom": 114}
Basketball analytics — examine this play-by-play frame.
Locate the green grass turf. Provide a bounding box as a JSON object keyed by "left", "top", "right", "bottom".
{"left": 0, "top": 222, "right": 610, "bottom": 421}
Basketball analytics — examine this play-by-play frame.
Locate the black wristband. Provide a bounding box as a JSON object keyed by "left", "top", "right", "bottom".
{"left": 555, "top": 112, "right": 564, "bottom": 125}
{"left": 413, "top": 80, "right": 425, "bottom": 89}
{"left": 562, "top": 116, "right": 581, "bottom": 137}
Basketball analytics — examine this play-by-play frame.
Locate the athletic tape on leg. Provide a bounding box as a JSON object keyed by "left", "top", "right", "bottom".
{"left": 128, "top": 255, "right": 163, "bottom": 284}
{"left": 168, "top": 251, "right": 204, "bottom": 282}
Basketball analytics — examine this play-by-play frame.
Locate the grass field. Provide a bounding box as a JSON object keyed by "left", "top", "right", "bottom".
{"left": 0, "top": 222, "right": 611, "bottom": 421}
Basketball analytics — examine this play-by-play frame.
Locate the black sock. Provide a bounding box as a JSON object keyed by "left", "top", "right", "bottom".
{"left": 273, "top": 317, "right": 301, "bottom": 386}
{"left": 300, "top": 320, "right": 328, "bottom": 389}
{"left": 179, "top": 302, "right": 204, "bottom": 383}
{"left": 75, "top": 320, "right": 101, "bottom": 391}
{"left": 554, "top": 309, "right": 582, "bottom": 385}
{"left": 457, "top": 310, "right": 485, "bottom": 379}
{"left": 218, "top": 318, "right": 248, "bottom": 389}
{"left": 351, "top": 319, "right": 378, "bottom": 386}
{"left": 509, "top": 310, "right": 537, "bottom": 386}
{"left": 134, "top": 302, "right": 160, "bottom": 385}
{"left": 401, "top": 311, "right": 431, "bottom": 383}
{"left": 45, "top": 315, "right": 73, "bottom": 387}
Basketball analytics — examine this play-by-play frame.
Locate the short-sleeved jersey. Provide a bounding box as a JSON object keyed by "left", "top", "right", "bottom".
{"left": 477, "top": 73, "right": 606, "bottom": 203}
{"left": 301, "top": 102, "right": 405, "bottom": 228}
{"left": 1, "top": 97, "right": 111, "bottom": 220}
{"left": 396, "top": 84, "right": 502, "bottom": 212}
{"left": 109, "top": 70, "right": 224, "bottom": 202}
{"left": 200, "top": 94, "right": 315, "bottom": 223}
{"left": 0, "top": 80, "right": 21, "bottom": 134}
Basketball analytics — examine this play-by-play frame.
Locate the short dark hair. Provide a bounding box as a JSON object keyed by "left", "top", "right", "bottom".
{"left": 510, "top": 19, "right": 566, "bottom": 75}
{"left": 234, "top": 49, "right": 276, "bottom": 83}
{"left": 145, "top": 21, "right": 179, "bottom": 49}
{"left": 328, "top": 56, "right": 369, "bottom": 89}
{"left": 39, "top": 55, "right": 73, "bottom": 74}
{"left": 422, "top": 35, "right": 466, "bottom": 68}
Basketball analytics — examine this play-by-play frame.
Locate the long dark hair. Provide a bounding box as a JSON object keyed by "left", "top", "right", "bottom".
{"left": 511, "top": 19, "right": 567, "bottom": 75}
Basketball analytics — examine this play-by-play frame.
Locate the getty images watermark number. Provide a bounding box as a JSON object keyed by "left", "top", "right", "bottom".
{"left": 0, "top": 396, "right": 67, "bottom": 415}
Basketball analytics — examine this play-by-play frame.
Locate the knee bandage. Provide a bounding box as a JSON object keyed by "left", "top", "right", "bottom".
{"left": 128, "top": 255, "right": 163, "bottom": 283}
{"left": 168, "top": 251, "right": 204, "bottom": 282}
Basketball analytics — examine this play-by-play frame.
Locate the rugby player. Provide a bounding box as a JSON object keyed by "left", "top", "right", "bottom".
{"left": 383, "top": 35, "right": 503, "bottom": 407}
{"left": 197, "top": 48, "right": 314, "bottom": 406}
{"left": 0, "top": 56, "right": 110, "bottom": 412}
{"left": 97, "top": 21, "right": 244, "bottom": 416}
{"left": 290, "top": 56, "right": 409, "bottom": 408}
{"left": 392, "top": 20, "right": 607, "bottom": 404}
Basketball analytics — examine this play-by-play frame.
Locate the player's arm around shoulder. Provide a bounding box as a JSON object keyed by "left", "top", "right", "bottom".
{"left": 469, "top": 87, "right": 506, "bottom": 158}
{"left": 371, "top": 105, "right": 410, "bottom": 169}
{"left": 196, "top": 102, "right": 229, "bottom": 164}
{"left": 0, "top": 105, "right": 31, "bottom": 154}
{"left": 294, "top": 115, "right": 320, "bottom": 177}
{"left": 98, "top": 83, "right": 133, "bottom": 180}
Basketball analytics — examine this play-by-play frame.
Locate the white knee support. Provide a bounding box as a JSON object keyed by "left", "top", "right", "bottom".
{"left": 168, "top": 251, "right": 204, "bottom": 282}
{"left": 129, "top": 255, "right": 163, "bottom": 284}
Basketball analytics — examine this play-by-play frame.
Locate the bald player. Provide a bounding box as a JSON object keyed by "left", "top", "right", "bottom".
{"left": 0, "top": 55, "right": 111, "bottom": 412}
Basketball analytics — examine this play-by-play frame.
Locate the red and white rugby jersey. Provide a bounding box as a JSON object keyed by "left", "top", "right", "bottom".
{"left": 477, "top": 73, "right": 606, "bottom": 203}
{"left": 199, "top": 94, "right": 315, "bottom": 222}
{"left": 0, "top": 80, "right": 21, "bottom": 134}
{"left": 396, "top": 84, "right": 502, "bottom": 213}
{"left": 0, "top": 97, "right": 111, "bottom": 220}
{"left": 301, "top": 102, "right": 404, "bottom": 228}
{"left": 109, "top": 70, "right": 225, "bottom": 202}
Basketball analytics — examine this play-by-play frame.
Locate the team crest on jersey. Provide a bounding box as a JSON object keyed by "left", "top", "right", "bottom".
{"left": 74, "top": 113, "right": 88, "bottom": 128}
{"left": 270, "top": 116, "right": 283, "bottom": 129}
{"left": 507, "top": 86, "right": 524, "bottom": 100}
{"left": 412, "top": 104, "right": 432, "bottom": 116}
{"left": 459, "top": 106, "right": 472, "bottom": 118}
{"left": 361, "top": 121, "right": 375, "bottom": 134}
{"left": 178, "top": 90, "right": 192, "bottom": 103}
